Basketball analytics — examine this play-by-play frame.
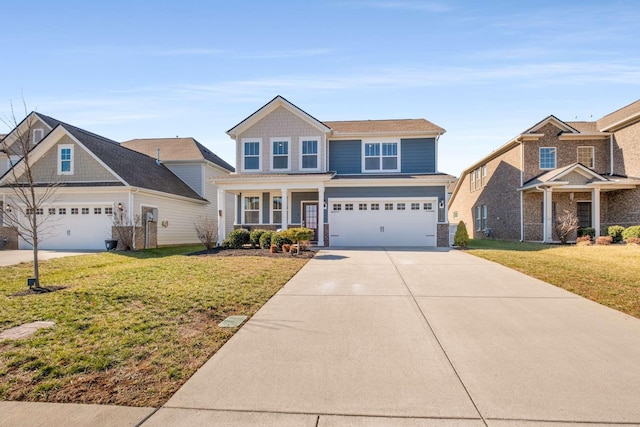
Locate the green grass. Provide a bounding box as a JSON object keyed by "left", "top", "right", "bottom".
{"left": 0, "top": 246, "right": 308, "bottom": 406}
{"left": 467, "top": 239, "right": 640, "bottom": 319}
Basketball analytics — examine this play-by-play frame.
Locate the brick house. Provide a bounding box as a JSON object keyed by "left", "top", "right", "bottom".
{"left": 448, "top": 99, "right": 640, "bottom": 243}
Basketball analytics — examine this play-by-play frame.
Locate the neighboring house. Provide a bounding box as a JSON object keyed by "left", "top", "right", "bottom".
{"left": 448, "top": 99, "right": 640, "bottom": 243}
{"left": 213, "top": 95, "right": 455, "bottom": 247}
{"left": 121, "top": 137, "right": 235, "bottom": 236}
{"left": 0, "top": 113, "right": 229, "bottom": 250}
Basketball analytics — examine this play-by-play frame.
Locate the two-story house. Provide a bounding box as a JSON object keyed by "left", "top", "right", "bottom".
{"left": 213, "top": 96, "right": 455, "bottom": 247}
{"left": 1, "top": 113, "right": 233, "bottom": 250}
{"left": 448, "top": 99, "right": 640, "bottom": 243}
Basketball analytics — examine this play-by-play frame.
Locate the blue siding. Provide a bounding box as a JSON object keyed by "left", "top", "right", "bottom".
{"left": 262, "top": 192, "right": 270, "bottom": 224}
{"left": 291, "top": 192, "right": 319, "bottom": 224}
{"left": 329, "top": 140, "right": 361, "bottom": 174}
{"left": 323, "top": 186, "right": 445, "bottom": 222}
{"left": 401, "top": 138, "right": 436, "bottom": 173}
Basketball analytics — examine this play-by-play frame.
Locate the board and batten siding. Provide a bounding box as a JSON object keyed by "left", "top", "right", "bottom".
{"left": 236, "top": 106, "right": 326, "bottom": 173}
{"left": 401, "top": 138, "right": 436, "bottom": 173}
{"left": 133, "top": 192, "right": 208, "bottom": 246}
{"left": 328, "top": 140, "right": 361, "bottom": 174}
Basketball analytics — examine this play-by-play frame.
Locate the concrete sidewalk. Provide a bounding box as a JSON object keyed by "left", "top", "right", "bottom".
{"left": 142, "top": 248, "right": 640, "bottom": 426}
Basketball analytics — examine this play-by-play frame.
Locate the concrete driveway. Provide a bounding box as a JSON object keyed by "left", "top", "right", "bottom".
{"left": 0, "top": 250, "right": 96, "bottom": 267}
{"left": 144, "top": 248, "right": 640, "bottom": 426}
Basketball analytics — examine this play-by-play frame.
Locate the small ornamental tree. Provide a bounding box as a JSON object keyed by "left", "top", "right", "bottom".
{"left": 453, "top": 221, "right": 469, "bottom": 248}
{"left": 110, "top": 205, "right": 141, "bottom": 250}
{"left": 554, "top": 209, "right": 579, "bottom": 244}
{"left": 194, "top": 216, "right": 218, "bottom": 250}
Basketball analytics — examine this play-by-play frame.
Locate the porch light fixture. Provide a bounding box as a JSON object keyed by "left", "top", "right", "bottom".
{"left": 117, "top": 202, "right": 123, "bottom": 211}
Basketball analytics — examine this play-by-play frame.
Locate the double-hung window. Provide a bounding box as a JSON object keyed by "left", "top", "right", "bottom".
{"left": 244, "top": 196, "right": 260, "bottom": 224}
{"left": 243, "top": 140, "right": 261, "bottom": 171}
{"left": 271, "top": 138, "right": 290, "bottom": 170}
{"left": 300, "top": 138, "right": 319, "bottom": 170}
{"left": 577, "top": 146, "right": 594, "bottom": 168}
{"left": 58, "top": 144, "right": 74, "bottom": 175}
{"left": 272, "top": 196, "right": 282, "bottom": 224}
{"left": 363, "top": 141, "right": 399, "bottom": 172}
{"left": 539, "top": 147, "right": 556, "bottom": 169}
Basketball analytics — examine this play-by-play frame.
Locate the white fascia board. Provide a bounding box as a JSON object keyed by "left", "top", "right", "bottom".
{"left": 329, "top": 131, "right": 443, "bottom": 140}
{"left": 325, "top": 177, "right": 452, "bottom": 188}
{"left": 559, "top": 133, "right": 610, "bottom": 140}
{"left": 600, "top": 111, "right": 640, "bottom": 132}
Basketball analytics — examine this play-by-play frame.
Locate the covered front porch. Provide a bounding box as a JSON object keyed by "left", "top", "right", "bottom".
{"left": 520, "top": 164, "right": 640, "bottom": 243}
{"left": 213, "top": 173, "right": 334, "bottom": 246}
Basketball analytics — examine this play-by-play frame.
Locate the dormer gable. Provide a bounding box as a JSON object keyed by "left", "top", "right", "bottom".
{"left": 524, "top": 115, "right": 580, "bottom": 135}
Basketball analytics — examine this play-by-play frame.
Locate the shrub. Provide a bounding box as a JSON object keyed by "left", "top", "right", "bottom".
{"left": 226, "top": 228, "right": 250, "bottom": 249}
{"left": 595, "top": 236, "right": 612, "bottom": 245}
{"left": 271, "top": 232, "right": 292, "bottom": 250}
{"left": 622, "top": 225, "right": 640, "bottom": 241}
{"left": 626, "top": 237, "right": 640, "bottom": 245}
{"left": 555, "top": 210, "right": 579, "bottom": 244}
{"left": 221, "top": 239, "right": 231, "bottom": 249}
{"left": 607, "top": 225, "right": 625, "bottom": 243}
{"left": 577, "top": 227, "right": 595, "bottom": 238}
{"left": 453, "top": 221, "right": 469, "bottom": 248}
{"left": 259, "top": 230, "right": 275, "bottom": 249}
{"left": 194, "top": 216, "right": 218, "bottom": 250}
{"left": 576, "top": 235, "right": 592, "bottom": 246}
{"left": 250, "top": 229, "right": 267, "bottom": 248}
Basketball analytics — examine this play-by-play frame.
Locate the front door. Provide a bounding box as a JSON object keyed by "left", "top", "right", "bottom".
{"left": 301, "top": 202, "right": 318, "bottom": 242}
{"left": 577, "top": 202, "right": 592, "bottom": 229}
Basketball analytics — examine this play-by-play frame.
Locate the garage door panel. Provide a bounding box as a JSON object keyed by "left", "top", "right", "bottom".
{"left": 329, "top": 199, "right": 437, "bottom": 247}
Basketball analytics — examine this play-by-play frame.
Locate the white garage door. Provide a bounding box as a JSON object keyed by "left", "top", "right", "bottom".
{"left": 328, "top": 198, "right": 438, "bottom": 247}
{"left": 19, "top": 205, "right": 113, "bottom": 250}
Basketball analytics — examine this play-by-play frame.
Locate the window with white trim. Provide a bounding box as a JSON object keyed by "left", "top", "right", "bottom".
{"left": 411, "top": 203, "right": 420, "bottom": 210}
{"left": 577, "top": 146, "right": 594, "bottom": 168}
{"left": 397, "top": 203, "right": 405, "bottom": 210}
{"left": 243, "top": 196, "right": 260, "bottom": 224}
{"left": 58, "top": 144, "right": 74, "bottom": 175}
{"left": 32, "top": 128, "right": 44, "bottom": 144}
{"left": 271, "top": 138, "right": 290, "bottom": 170}
{"left": 82, "top": 208, "right": 89, "bottom": 215}
{"left": 363, "top": 141, "right": 399, "bottom": 172}
{"left": 243, "top": 140, "right": 261, "bottom": 171}
{"left": 59, "top": 208, "right": 66, "bottom": 215}
{"left": 36, "top": 208, "right": 44, "bottom": 215}
{"left": 359, "top": 203, "right": 367, "bottom": 210}
{"left": 539, "top": 147, "right": 556, "bottom": 169}
{"left": 345, "top": 203, "right": 354, "bottom": 211}
{"left": 300, "top": 138, "right": 319, "bottom": 170}
{"left": 48, "top": 208, "right": 56, "bottom": 215}
{"left": 272, "top": 196, "right": 282, "bottom": 224}
{"left": 105, "top": 207, "right": 113, "bottom": 215}
{"left": 332, "top": 203, "right": 342, "bottom": 211}
{"left": 71, "top": 208, "right": 78, "bottom": 215}
{"left": 371, "top": 203, "right": 379, "bottom": 210}
{"left": 94, "top": 208, "right": 102, "bottom": 215}
{"left": 424, "top": 202, "right": 433, "bottom": 211}
{"left": 385, "top": 203, "right": 393, "bottom": 210}
{"left": 475, "top": 205, "right": 487, "bottom": 231}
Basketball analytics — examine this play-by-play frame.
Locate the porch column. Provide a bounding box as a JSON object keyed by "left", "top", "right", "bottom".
{"left": 281, "top": 188, "right": 288, "bottom": 230}
{"left": 544, "top": 188, "right": 553, "bottom": 243}
{"left": 317, "top": 184, "right": 325, "bottom": 247}
{"left": 592, "top": 188, "right": 601, "bottom": 237}
{"left": 217, "top": 188, "right": 225, "bottom": 245}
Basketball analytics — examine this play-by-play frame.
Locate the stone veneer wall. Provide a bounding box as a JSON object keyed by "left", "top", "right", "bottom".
{"left": 437, "top": 223, "right": 449, "bottom": 247}
{"left": 0, "top": 226, "right": 19, "bottom": 249}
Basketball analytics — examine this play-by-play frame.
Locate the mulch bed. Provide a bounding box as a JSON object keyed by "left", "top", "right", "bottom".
{"left": 11, "top": 286, "right": 67, "bottom": 297}
{"left": 189, "top": 247, "right": 316, "bottom": 259}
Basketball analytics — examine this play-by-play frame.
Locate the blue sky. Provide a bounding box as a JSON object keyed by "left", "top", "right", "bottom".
{"left": 2, "top": 0, "right": 639, "bottom": 175}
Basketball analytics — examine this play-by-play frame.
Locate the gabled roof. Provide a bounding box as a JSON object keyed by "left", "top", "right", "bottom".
{"left": 227, "top": 95, "right": 331, "bottom": 138}
{"left": 324, "top": 119, "right": 444, "bottom": 136}
{"left": 518, "top": 163, "right": 640, "bottom": 192}
{"left": 524, "top": 115, "right": 579, "bottom": 134}
{"left": 121, "top": 137, "right": 234, "bottom": 172}
{"left": 1, "top": 115, "right": 205, "bottom": 201}
{"left": 521, "top": 163, "right": 606, "bottom": 189}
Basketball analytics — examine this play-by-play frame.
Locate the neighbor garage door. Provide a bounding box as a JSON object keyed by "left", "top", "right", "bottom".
{"left": 328, "top": 198, "right": 438, "bottom": 246}
{"left": 19, "top": 205, "right": 113, "bottom": 250}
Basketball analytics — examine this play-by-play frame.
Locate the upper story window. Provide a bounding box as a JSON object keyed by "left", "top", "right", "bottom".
{"left": 271, "top": 138, "right": 290, "bottom": 170}
{"left": 300, "top": 138, "right": 319, "bottom": 170}
{"left": 32, "top": 128, "right": 44, "bottom": 144}
{"left": 539, "top": 147, "right": 556, "bottom": 170}
{"left": 58, "top": 144, "right": 74, "bottom": 175}
{"left": 577, "top": 146, "right": 594, "bottom": 168}
{"left": 242, "top": 139, "right": 261, "bottom": 172}
{"left": 470, "top": 164, "right": 487, "bottom": 191}
{"left": 363, "top": 141, "right": 400, "bottom": 173}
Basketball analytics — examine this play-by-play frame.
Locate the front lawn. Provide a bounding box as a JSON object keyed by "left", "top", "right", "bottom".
{"left": 467, "top": 240, "right": 640, "bottom": 319}
{"left": 0, "top": 246, "right": 309, "bottom": 406}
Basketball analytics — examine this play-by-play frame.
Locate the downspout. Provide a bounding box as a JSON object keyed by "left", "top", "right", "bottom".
{"left": 520, "top": 138, "right": 524, "bottom": 241}
{"left": 609, "top": 134, "right": 614, "bottom": 175}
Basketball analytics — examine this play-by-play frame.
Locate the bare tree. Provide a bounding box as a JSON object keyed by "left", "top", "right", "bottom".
{"left": 110, "top": 205, "right": 141, "bottom": 251}
{"left": 554, "top": 209, "right": 579, "bottom": 244}
{"left": 194, "top": 216, "right": 218, "bottom": 250}
{"left": 1, "top": 103, "right": 61, "bottom": 288}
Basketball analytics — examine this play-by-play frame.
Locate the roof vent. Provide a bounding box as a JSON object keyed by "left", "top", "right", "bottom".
{"left": 156, "top": 148, "right": 161, "bottom": 165}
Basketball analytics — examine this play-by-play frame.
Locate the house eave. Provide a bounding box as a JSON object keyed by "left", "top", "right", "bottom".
{"left": 329, "top": 130, "right": 444, "bottom": 139}
{"left": 599, "top": 111, "right": 640, "bottom": 132}
{"left": 559, "top": 133, "right": 610, "bottom": 140}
